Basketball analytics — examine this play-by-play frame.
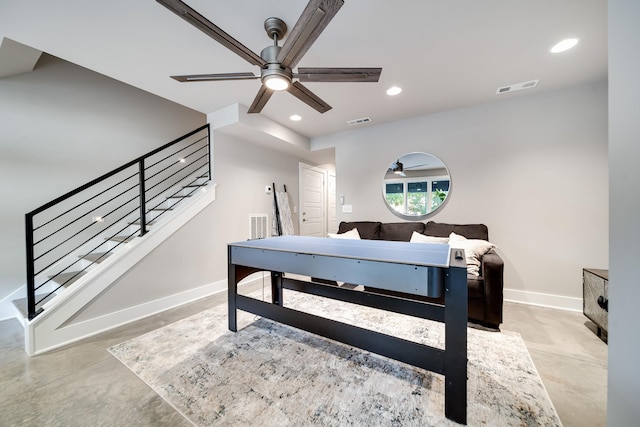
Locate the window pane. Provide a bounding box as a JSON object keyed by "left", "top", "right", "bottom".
{"left": 407, "top": 181, "right": 427, "bottom": 215}
{"left": 431, "top": 180, "right": 450, "bottom": 210}
{"left": 432, "top": 180, "right": 450, "bottom": 191}
{"left": 408, "top": 182, "right": 427, "bottom": 193}
{"left": 385, "top": 183, "right": 404, "bottom": 213}
{"left": 386, "top": 183, "right": 403, "bottom": 194}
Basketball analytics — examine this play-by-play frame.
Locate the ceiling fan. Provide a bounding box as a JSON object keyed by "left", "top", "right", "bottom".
{"left": 156, "top": 0, "right": 382, "bottom": 114}
{"left": 389, "top": 160, "right": 405, "bottom": 176}
{"left": 388, "top": 160, "right": 436, "bottom": 177}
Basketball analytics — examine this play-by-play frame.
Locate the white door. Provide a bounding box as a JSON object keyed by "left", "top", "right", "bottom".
{"left": 299, "top": 163, "right": 326, "bottom": 237}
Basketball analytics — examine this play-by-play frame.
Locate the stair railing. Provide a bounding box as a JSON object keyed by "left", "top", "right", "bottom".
{"left": 24, "top": 124, "right": 211, "bottom": 320}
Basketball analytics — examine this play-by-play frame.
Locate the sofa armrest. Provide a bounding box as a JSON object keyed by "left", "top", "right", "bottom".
{"left": 480, "top": 250, "right": 504, "bottom": 327}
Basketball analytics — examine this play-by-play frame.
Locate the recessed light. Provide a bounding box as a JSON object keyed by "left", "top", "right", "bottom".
{"left": 289, "top": 114, "right": 302, "bottom": 121}
{"left": 550, "top": 38, "right": 579, "bottom": 53}
{"left": 386, "top": 86, "right": 402, "bottom": 96}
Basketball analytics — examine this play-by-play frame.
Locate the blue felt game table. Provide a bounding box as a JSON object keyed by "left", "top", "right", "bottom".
{"left": 228, "top": 235, "right": 468, "bottom": 424}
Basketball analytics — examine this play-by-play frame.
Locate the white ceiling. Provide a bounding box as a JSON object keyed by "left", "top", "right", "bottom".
{"left": 0, "top": 0, "right": 607, "bottom": 139}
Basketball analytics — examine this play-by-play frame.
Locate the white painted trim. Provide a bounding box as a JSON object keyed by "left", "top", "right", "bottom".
{"left": 504, "top": 288, "right": 582, "bottom": 312}
{"left": 28, "top": 276, "right": 264, "bottom": 356}
{"left": 30, "top": 279, "right": 225, "bottom": 356}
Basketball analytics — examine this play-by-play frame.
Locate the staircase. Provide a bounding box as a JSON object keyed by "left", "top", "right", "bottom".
{"left": 8, "top": 124, "right": 215, "bottom": 355}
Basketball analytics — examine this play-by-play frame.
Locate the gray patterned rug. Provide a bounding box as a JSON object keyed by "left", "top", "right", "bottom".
{"left": 109, "top": 288, "right": 561, "bottom": 426}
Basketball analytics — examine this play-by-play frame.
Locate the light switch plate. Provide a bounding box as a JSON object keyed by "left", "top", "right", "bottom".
{"left": 341, "top": 205, "right": 353, "bottom": 213}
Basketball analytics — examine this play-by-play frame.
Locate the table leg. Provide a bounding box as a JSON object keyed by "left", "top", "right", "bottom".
{"left": 444, "top": 265, "right": 468, "bottom": 425}
{"left": 271, "top": 271, "right": 283, "bottom": 305}
{"left": 228, "top": 248, "right": 237, "bottom": 332}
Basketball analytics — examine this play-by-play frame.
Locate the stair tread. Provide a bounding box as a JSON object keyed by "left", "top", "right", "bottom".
{"left": 13, "top": 293, "right": 56, "bottom": 317}
{"left": 49, "top": 270, "right": 87, "bottom": 287}
{"left": 129, "top": 221, "right": 155, "bottom": 226}
{"left": 80, "top": 252, "right": 113, "bottom": 263}
{"left": 184, "top": 181, "right": 209, "bottom": 188}
{"left": 107, "top": 236, "right": 135, "bottom": 243}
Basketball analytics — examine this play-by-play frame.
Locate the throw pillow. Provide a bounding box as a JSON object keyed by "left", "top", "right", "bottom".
{"left": 327, "top": 227, "right": 361, "bottom": 240}
{"left": 448, "top": 232, "right": 495, "bottom": 276}
{"left": 409, "top": 231, "right": 449, "bottom": 244}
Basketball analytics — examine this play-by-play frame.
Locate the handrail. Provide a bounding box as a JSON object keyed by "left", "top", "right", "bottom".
{"left": 27, "top": 124, "right": 209, "bottom": 217}
{"left": 25, "top": 124, "right": 211, "bottom": 320}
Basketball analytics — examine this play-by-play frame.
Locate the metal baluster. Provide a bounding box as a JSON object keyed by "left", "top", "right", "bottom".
{"left": 139, "top": 159, "right": 147, "bottom": 236}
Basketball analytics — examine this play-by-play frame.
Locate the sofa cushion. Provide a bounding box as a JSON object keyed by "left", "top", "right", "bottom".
{"left": 379, "top": 222, "right": 425, "bottom": 241}
{"left": 424, "top": 221, "right": 489, "bottom": 241}
{"left": 449, "top": 232, "right": 495, "bottom": 276}
{"left": 409, "top": 231, "right": 449, "bottom": 244}
{"left": 338, "top": 221, "right": 381, "bottom": 240}
{"left": 327, "top": 228, "right": 361, "bottom": 239}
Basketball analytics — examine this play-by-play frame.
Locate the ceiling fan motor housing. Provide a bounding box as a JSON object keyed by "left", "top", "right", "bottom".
{"left": 260, "top": 45, "right": 292, "bottom": 89}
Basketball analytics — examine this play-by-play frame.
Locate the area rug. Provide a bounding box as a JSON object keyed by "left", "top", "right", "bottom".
{"left": 108, "top": 288, "right": 562, "bottom": 426}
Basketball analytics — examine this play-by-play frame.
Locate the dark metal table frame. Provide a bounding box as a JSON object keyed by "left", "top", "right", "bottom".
{"left": 228, "top": 237, "right": 468, "bottom": 425}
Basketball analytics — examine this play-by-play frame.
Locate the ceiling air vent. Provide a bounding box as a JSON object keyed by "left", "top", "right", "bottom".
{"left": 496, "top": 79, "right": 540, "bottom": 95}
{"left": 347, "top": 117, "right": 372, "bottom": 126}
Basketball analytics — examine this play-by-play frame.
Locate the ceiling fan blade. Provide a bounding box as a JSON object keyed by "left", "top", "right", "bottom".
{"left": 248, "top": 85, "right": 274, "bottom": 114}
{"left": 287, "top": 81, "right": 332, "bottom": 113}
{"left": 156, "top": 0, "right": 266, "bottom": 68}
{"left": 405, "top": 163, "right": 431, "bottom": 170}
{"left": 171, "top": 72, "right": 259, "bottom": 82}
{"left": 277, "top": 0, "right": 344, "bottom": 69}
{"left": 295, "top": 67, "right": 382, "bottom": 82}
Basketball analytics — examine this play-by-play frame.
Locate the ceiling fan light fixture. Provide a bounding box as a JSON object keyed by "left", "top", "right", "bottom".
{"left": 262, "top": 62, "right": 291, "bottom": 91}
{"left": 263, "top": 74, "right": 290, "bottom": 91}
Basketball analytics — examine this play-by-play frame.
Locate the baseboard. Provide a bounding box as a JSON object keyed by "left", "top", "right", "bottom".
{"left": 29, "top": 276, "right": 264, "bottom": 356}
{"left": 24, "top": 281, "right": 581, "bottom": 355}
{"left": 504, "top": 288, "right": 582, "bottom": 312}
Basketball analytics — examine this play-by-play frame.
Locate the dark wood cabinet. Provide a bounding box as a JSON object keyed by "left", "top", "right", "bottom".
{"left": 583, "top": 268, "right": 609, "bottom": 340}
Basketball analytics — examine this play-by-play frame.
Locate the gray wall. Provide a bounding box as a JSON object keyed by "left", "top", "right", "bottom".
{"left": 313, "top": 82, "right": 608, "bottom": 307}
{"left": 71, "top": 131, "right": 302, "bottom": 320}
{"left": 608, "top": 0, "right": 640, "bottom": 424}
{"left": 0, "top": 54, "right": 205, "bottom": 302}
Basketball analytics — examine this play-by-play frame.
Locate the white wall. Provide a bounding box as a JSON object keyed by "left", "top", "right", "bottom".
{"left": 0, "top": 54, "right": 205, "bottom": 303}
{"left": 68, "top": 131, "right": 303, "bottom": 321}
{"left": 313, "top": 83, "right": 608, "bottom": 309}
{"left": 608, "top": 0, "right": 640, "bottom": 424}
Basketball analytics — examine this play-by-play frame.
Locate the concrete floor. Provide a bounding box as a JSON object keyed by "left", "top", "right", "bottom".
{"left": 501, "top": 302, "right": 608, "bottom": 426}
{"left": 0, "top": 291, "right": 607, "bottom": 426}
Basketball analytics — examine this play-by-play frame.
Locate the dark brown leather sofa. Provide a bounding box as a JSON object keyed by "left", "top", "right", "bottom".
{"left": 335, "top": 220, "right": 504, "bottom": 329}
